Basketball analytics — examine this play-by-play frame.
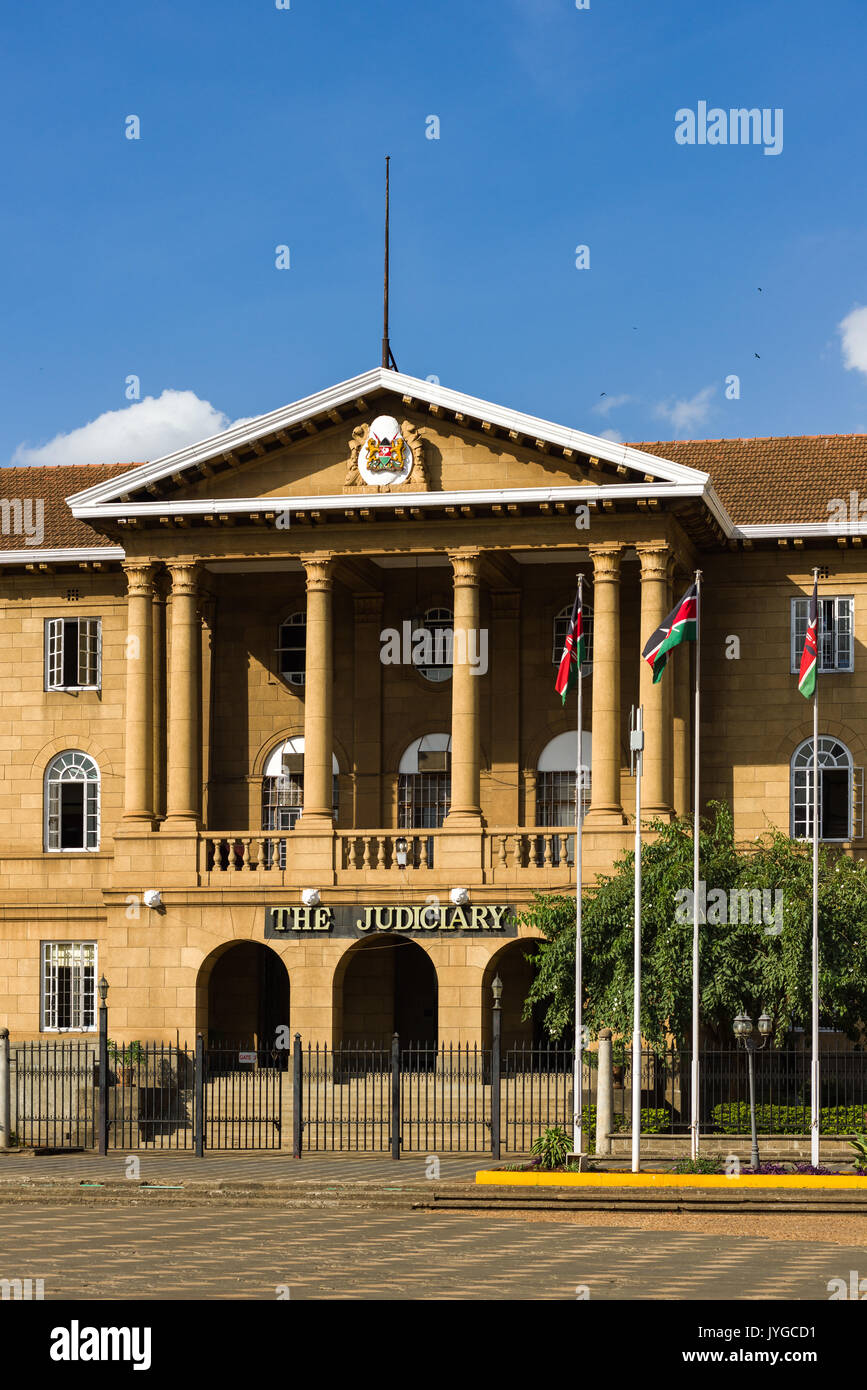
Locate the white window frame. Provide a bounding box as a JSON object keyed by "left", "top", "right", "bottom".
{"left": 790, "top": 736, "right": 855, "bottom": 842}
{"left": 44, "top": 751, "right": 100, "bottom": 852}
{"left": 44, "top": 617, "right": 102, "bottom": 691}
{"left": 790, "top": 596, "right": 853, "bottom": 674}
{"left": 276, "top": 612, "right": 306, "bottom": 686}
{"left": 553, "top": 600, "right": 594, "bottom": 673}
{"left": 41, "top": 941, "right": 97, "bottom": 1032}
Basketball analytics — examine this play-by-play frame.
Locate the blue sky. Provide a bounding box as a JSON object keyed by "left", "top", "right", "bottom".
{"left": 1, "top": 0, "right": 866, "bottom": 468}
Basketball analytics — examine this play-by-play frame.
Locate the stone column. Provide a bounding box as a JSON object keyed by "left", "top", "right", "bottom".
{"left": 595, "top": 1028, "right": 613, "bottom": 1156}
{"left": 637, "top": 544, "right": 674, "bottom": 818}
{"left": 300, "top": 555, "right": 335, "bottom": 823}
{"left": 165, "top": 562, "right": 201, "bottom": 824}
{"left": 151, "top": 581, "right": 167, "bottom": 821}
{"left": 352, "top": 592, "right": 383, "bottom": 828}
{"left": 490, "top": 589, "right": 521, "bottom": 826}
{"left": 445, "top": 550, "right": 483, "bottom": 824}
{"left": 122, "top": 560, "right": 155, "bottom": 823}
{"left": 672, "top": 567, "right": 692, "bottom": 818}
{"left": 585, "top": 545, "right": 626, "bottom": 825}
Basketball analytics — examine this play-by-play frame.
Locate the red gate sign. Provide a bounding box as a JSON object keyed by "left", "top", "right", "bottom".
{"left": 238, "top": 1051, "right": 256, "bottom": 1065}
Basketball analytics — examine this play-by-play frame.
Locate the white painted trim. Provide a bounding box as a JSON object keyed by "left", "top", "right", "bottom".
{"left": 69, "top": 480, "right": 737, "bottom": 538}
{"left": 64, "top": 366, "right": 712, "bottom": 507}
{"left": 0, "top": 546, "right": 125, "bottom": 564}
{"left": 739, "top": 523, "right": 860, "bottom": 539}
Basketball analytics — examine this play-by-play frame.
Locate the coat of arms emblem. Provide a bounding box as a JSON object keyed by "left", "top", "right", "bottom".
{"left": 357, "top": 415, "right": 414, "bottom": 486}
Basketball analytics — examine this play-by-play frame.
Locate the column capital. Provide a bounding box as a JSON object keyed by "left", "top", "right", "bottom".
{"left": 122, "top": 560, "right": 156, "bottom": 597}
{"left": 635, "top": 543, "right": 671, "bottom": 583}
{"left": 588, "top": 543, "right": 624, "bottom": 580}
{"left": 448, "top": 549, "right": 482, "bottom": 585}
{"left": 302, "top": 554, "right": 335, "bottom": 591}
{"left": 167, "top": 561, "right": 199, "bottom": 597}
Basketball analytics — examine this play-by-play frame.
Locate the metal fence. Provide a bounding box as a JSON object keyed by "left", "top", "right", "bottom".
{"left": 9, "top": 1039, "right": 867, "bottom": 1153}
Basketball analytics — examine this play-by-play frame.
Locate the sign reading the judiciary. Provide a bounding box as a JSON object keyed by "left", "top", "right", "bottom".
{"left": 265, "top": 904, "right": 517, "bottom": 938}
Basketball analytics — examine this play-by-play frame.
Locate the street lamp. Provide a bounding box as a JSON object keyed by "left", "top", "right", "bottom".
{"left": 733, "top": 1011, "right": 772, "bottom": 1171}
{"left": 97, "top": 976, "right": 109, "bottom": 1157}
{"left": 491, "top": 974, "right": 503, "bottom": 1160}
{"left": 491, "top": 973, "right": 503, "bottom": 1009}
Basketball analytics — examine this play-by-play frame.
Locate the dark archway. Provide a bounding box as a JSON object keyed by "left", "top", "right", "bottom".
{"left": 335, "top": 937, "right": 437, "bottom": 1047}
{"left": 203, "top": 942, "right": 290, "bottom": 1048}
{"left": 482, "top": 939, "right": 551, "bottom": 1051}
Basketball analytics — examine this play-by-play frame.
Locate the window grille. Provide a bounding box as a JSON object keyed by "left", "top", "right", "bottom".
{"left": 41, "top": 941, "right": 96, "bottom": 1031}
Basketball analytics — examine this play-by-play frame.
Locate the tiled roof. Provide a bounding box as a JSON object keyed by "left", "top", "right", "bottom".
{"left": 2, "top": 435, "right": 867, "bottom": 551}
{"left": 633, "top": 435, "right": 867, "bottom": 525}
{"left": 0, "top": 463, "right": 134, "bottom": 552}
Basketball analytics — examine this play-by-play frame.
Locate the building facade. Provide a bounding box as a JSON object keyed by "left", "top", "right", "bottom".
{"left": 1, "top": 369, "right": 866, "bottom": 1048}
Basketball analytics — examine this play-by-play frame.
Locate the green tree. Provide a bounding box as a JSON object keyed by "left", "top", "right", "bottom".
{"left": 520, "top": 802, "right": 867, "bottom": 1049}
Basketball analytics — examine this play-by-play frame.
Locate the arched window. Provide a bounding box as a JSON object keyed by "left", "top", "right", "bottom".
{"left": 398, "top": 735, "right": 451, "bottom": 866}
{"left": 277, "top": 612, "right": 306, "bottom": 686}
{"left": 553, "top": 600, "right": 594, "bottom": 672}
{"left": 535, "top": 731, "right": 592, "bottom": 866}
{"left": 791, "top": 737, "right": 854, "bottom": 841}
{"left": 45, "top": 751, "right": 100, "bottom": 851}
{"left": 411, "top": 608, "right": 453, "bottom": 683}
{"left": 258, "top": 737, "right": 339, "bottom": 870}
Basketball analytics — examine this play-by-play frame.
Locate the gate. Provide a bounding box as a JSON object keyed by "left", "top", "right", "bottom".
{"left": 13, "top": 1040, "right": 95, "bottom": 1149}
{"left": 204, "top": 1045, "right": 284, "bottom": 1150}
{"left": 300, "top": 1039, "right": 492, "bottom": 1153}
{"left": 107, "top": 1042, "right": 195, "bottom": 1150}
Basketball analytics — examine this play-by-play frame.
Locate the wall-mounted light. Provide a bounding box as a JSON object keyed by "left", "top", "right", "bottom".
{"left": 301, "top": 888, "right": 321, "bottom": 907}
{"left": 450, "top": 887, "right": 469, "bottom": 906}
{"left": 143, "top": 889, "right": 162, "bottom": 909}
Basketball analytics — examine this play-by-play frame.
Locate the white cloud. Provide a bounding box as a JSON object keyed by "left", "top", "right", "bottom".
{"left": 592, "top": 394, "right": 632, "bottom": 418}
{"left": 12, "top": 389, "right": 246, "bottom": 468}
{"left": 653, "top": 385, "right": 716, "bottom": 434}
{"left": 839, "top": 306, "right": 867, "bottom": 376}
{"left": 599, "top": 428, "right": 624, "bottom": 443}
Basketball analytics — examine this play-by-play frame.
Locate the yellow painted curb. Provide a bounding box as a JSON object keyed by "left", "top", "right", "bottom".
{"left": 475, "top": 1170, "right": 867, "bottom": 1189}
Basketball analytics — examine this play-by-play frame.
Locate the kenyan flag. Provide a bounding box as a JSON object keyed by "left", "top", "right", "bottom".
{"left": 642, "top": 583, "right": 698, "bottom": 684}
{"left": 555, "top": 588, "right": 586, "bottom": 704}
{"left": 798, "top": 577, "right": 818, "bottom": 699}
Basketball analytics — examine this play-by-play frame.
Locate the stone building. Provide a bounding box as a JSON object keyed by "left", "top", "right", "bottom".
{"left": 1, "top": 367, "right": 865, "bottom": 1048}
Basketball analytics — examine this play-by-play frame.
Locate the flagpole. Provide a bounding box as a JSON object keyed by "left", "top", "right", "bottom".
{"left": 631, "top": 704, "right": 644, "bottom": 1174}
{"left": 690, "top": 570, "right": 702, "bottom": 1160}
{"left": 573, "top": 573, "right": 584, "bottom": 1157}
{"left": 811, "top": 568, "right": 820, "bottom": 1168}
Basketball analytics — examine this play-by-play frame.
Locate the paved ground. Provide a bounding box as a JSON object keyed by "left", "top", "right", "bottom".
{"left": 0, "top": 1205, "right": 861, "bottom": 1300}
{"left": 1, "top": 1151, "right": 485, "bottom": 1181}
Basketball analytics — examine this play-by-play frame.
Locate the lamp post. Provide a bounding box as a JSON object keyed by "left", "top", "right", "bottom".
{"left": 734, "top": 1011, "right": 772, "bottom": 1171}
{"left": 97, "top": 975, "right": 109, "bottom": 1157}
{"left": 491, "top": 974, "right": 502, "bottom": 1160}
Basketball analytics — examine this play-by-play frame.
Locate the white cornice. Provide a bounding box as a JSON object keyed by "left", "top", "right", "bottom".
{"left": 65, "top": 366, "right": 712, "bottom": 509}
{"left": 0, "top": 545, "right": 125, "bottom": 564}
{"left": 70, "top": 480, "right": 737, "bottom": 538}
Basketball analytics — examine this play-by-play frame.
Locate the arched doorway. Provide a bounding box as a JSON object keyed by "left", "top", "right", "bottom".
{"left": 335, "top": 937, "right": 437, "bottom": 1047}
{"left": 481, "top": 939, "right": 551, "bottom": 1051}
{"left": 202, "top": 942, "right": 290, "bottom": 1048}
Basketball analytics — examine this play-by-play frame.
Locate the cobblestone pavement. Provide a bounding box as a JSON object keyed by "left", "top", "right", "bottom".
{"left": 0, "top": 1206, "right": 860, "bottom": 1300}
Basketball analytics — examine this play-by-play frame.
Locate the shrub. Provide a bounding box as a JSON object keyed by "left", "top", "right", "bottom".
{"left": 530, "top": 1126, "right": 572, "bottom": 1170}
{"left": 673, "top": 1155, "right": 724, "bottom": 1175}
{"left": 711, "top": 1102, "right": 867, "bottom": 1136}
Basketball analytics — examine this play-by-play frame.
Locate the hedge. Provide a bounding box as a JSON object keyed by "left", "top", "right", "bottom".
{"left": 578, "top": 1105, "right": 671, "bottom": 1135}
{"left": 711, "top": 1102, "right": 867, "bottom": 1135}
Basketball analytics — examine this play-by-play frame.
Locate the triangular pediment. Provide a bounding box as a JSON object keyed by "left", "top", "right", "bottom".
{"left": 67, "top": 368, "right": 716, "bottom": 514}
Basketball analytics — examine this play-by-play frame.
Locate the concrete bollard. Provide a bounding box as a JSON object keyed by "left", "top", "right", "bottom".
{"left": 595, "top": 1028, "right": 613, "bottom": 1156}
{"left": 0, "top": 1029, "right": 10, "bottom": 1149}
